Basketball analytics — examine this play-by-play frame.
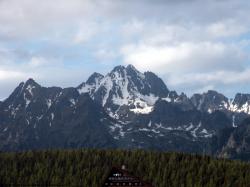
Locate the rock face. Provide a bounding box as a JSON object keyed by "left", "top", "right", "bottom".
{"left": 77, "top": 65, "right": 171, "bottom": 125}
{"left": 1, "top": 64, "right": 250, "bottom": 159}
{"left": 214, "top": 118, "right": 250, "bottom": 160}
{"left": 0, "top": 79, "right": 115, "bottom": 151}
{"left": 191, "top": 90, "right": 229, "bottom": 113}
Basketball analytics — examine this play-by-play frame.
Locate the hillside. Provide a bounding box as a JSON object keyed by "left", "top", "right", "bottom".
{"left": 1, "top": 65, "right": 250, "bottom": 159}
{"left": 0, "top": 149, "right": 250, "bottom": 187}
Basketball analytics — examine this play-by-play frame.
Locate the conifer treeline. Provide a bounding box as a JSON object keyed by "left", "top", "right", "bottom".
{"left": 0, "top": 149, "right": 250, "bottom": 186}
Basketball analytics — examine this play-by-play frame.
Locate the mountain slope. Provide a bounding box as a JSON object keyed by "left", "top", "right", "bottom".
{"left": 0, "top": 80, "right": 115, "bottom": 151}
{"left": 217, "top": 117, "right": 250, "bottom": 160}
{"left": 77, "top": 65, "right": 169, "bottom": 119}
{"left": 1, "top": 65, "right": 250, "bottom": 158}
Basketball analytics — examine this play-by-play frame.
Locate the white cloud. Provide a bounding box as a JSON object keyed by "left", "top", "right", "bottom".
{"left": 164, "top": 68, "right": 250, "bottom": 96}
{"left": 0, "top": 69, "right": 26, "bottom": 80}
{"left": 207, "top": 20, "right": 248, "bottom": 38}
{"left": 0, "top": 0, "right": 98, "bottom": 42}
{"left": 167, "top": 69, "right": 250, "bottom": 86}
{"left": 121, "top": 41, "right": 246, "bottom": 74}
{"left": 120, "top": 38, "right": 249, "bottom": 97}
{"left": 28, "top": 56, "right": 50, "bottom": 67}
{"left": 0, "top": 0, "right": 250, "bottom": 99}
{"left": 121, "top": 19, "right": 145, "bottom": 37}
{"left": 0, "top": 68, "right": 29, "bottom": 100}
{"left": 73, "top": 22, "right": 100, "bottom": 44}
{"left": 94, "top": 49, "right": 117, "bottom": 60}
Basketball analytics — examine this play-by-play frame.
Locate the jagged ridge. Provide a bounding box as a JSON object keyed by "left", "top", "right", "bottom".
{"left": 1, "top": 64, "right": 250, "bottom": 158}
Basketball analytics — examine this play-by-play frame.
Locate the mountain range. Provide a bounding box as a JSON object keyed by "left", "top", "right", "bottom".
{"left": 1, "top": 64, "right": 250, "bottom": 160}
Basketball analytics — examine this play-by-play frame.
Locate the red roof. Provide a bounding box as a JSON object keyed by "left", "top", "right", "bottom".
{"left": 102, "top": 167, "right": 154, "bottom": 187}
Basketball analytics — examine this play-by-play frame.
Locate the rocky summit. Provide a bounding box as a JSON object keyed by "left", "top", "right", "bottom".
{"left": 1, "top": 65, "right": 250, "bottom": 160}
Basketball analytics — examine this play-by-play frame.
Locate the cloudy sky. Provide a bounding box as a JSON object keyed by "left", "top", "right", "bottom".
{"left": 0, "top": 0, "right": 250, "bottom": 100}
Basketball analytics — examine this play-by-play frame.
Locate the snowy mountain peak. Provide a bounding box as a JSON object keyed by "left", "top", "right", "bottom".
{"left": 77, "top": 65, "right": 168, "bottom": 117}
{"left": 7, "top": 79, "right": 40, "bottom": 102}
{"left": 111, "top": 65, "right": 126, "bottom": 73}
{"left": 190, "top": 90, "right": 229, "bottom": 113}
{"left": 126, "top": 64, "right": 143, "bottom": 76}
{"left": 76, "top": 66, "right": 250, "bottom": 120}
{"left": 126, "top": 64, "right": 136, "bottom": 70}
{"left": 23, "top": 78, "right": 41, "bottom": 97}
{"left": 86, "top": 72, "right": 104, "bottom": 85}
{"left": 228, "top": 93, "right": 250, "bottom": 114}
{"left": 24, "top": 78, "right": 40, "bottom": 88}
{"left": 3, "top": 64, "right": 250, "bottom": 154}
{"left": 233, "top": 93, "right": 250, "bottom": 106}
{"left": 143, "top": 71, "right": 169, "bottom": 97}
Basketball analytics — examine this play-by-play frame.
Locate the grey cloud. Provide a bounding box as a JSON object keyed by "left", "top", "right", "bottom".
{"left": 0, "top": 0, "right": 249, "bottom": 41}
{"left": 0, "top": 0, "right": 250, "bottom": 99}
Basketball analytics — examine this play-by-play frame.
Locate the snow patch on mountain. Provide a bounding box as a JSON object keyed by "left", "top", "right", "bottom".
{"left": 46, "top": 99, "right": 52, "bottom": 108}
{"left": 24, "top": 92, "right": 31, "bottom": 108}
{"left": 77, "top": 65, "right": 161, "bottom": 115}
{"left": 130, "top": 98, "right": 154, "bottom": 114}
{"left": 162, "top": 97, "right": 171, "bottom": 102}
{"left": 185, "top": 123, "right": 194, "bottom": 131}
{"left": 51, "top": 113, "right": 54, "bottom": 121}
{"left": 200, "top": 128, "right": 213, "bottom": 138}
{"left": 111, "top": 70, "right": 130, "bottom": 106}
{"left": 228, "top": 101, "right": 250, "bottom": 114}
{"left": 108, "top": 110, "right": 120, "bottom": 120}
{"left": 109, "top": 123, "right": 125, "bottom": 139}
{"left": 232, "top": 115, "right": 237, "bottom": 127}
{"left": 69, "top": 98, "right": 76, "bottom": 106}
{"left": 139, "top": 94, "right": 159, "bottom": 105}
{"left": 78, "top": 84, "right": 95, "bottom": 94}
{"left": 26, "top": 85, "right": 35, "bottom": 96}
{"left": 37, "top": 115, "right": 43, "bottom": 121}
{"left": 100, "top": 76, "right": 113, "bottom": 106}
{"left": 191, "top": 122, "right": 201, "bottom": 137}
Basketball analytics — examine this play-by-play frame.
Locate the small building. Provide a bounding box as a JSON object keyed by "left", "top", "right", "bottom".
{"left": 102, "top": 166, "right": 153, "bottom": 187}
